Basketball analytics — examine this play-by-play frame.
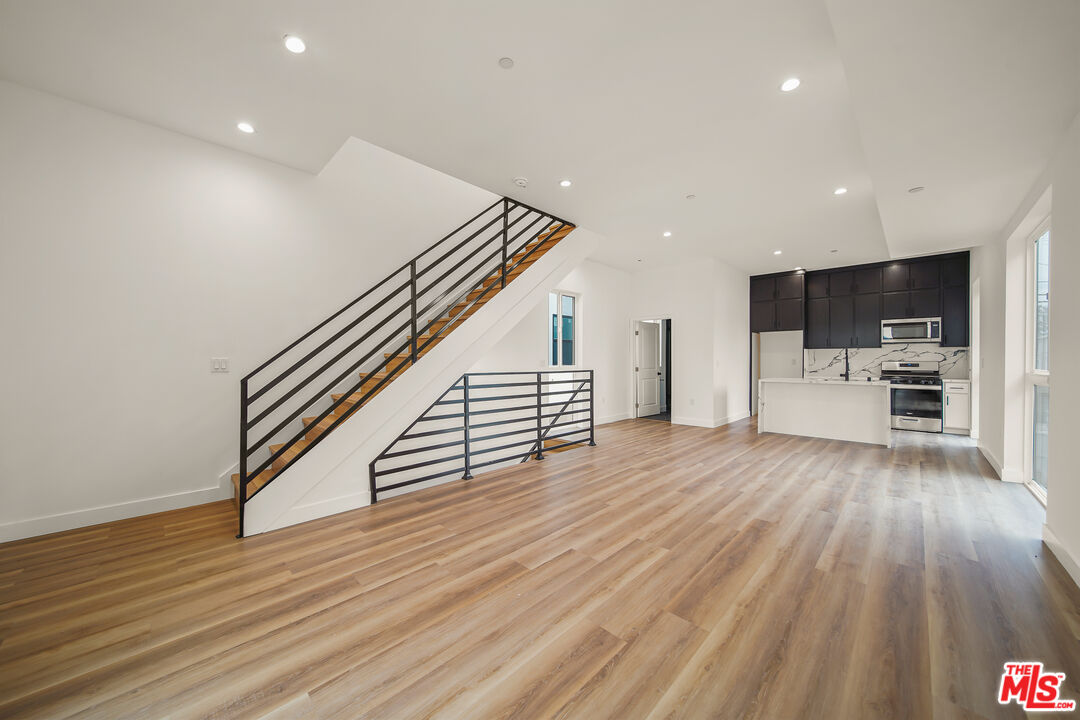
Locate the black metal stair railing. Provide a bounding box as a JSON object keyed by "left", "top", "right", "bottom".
{"left": 369, "top": 370, "right": 596, "bottom": 502}
{"left": 237, "top": 198, "right": 572, "bottom": 536}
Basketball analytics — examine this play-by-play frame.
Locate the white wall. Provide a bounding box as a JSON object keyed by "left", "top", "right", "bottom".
{"left": 0, "top": 81, "right": 498, "bottom": 540}
{"left": 469, "top": 260, "right": 633, "bottom": 425}
{"left": 759, "top": 331, "right": 804, "bottom": 379}
{"left": 1044, "top": 113, "right": 1080, "bottom": 585}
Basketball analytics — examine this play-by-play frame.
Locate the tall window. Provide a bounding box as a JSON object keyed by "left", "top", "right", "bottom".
{"left": 1028, "top": 227, "right": 1050, "bottom": 496}
{"left": 548, "top": 292, "right": 576, "bottom": 366}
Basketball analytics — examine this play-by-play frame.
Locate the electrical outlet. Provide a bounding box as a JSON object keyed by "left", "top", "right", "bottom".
{"left": 211, "top": 357, "right": 230, "bottom": 373}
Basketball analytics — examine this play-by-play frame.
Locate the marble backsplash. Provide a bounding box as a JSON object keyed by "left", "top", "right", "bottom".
{"left": 804, "top": 344, "right": 970, "bottom": 379}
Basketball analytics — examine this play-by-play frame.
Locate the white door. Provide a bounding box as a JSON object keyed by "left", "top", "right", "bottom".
{"left": 636, "top": 321, "right": 661, "bottom": 417}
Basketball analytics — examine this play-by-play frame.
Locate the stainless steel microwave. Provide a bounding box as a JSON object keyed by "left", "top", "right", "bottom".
{"left": 881, "top": 317, "right": 941, "bottom": 344}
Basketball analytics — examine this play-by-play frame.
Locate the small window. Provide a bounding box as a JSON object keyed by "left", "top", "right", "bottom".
{"left": 1033, "top": 229, "right": 1050, "bottom": 371}
{"left": 548, "top": 292, "right": 576, "bottom": 366}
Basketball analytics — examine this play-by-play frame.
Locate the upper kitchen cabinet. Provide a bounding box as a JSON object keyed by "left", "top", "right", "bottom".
{"left": 806, "top": 272, "right": 828, "bottom": 299}
{"left": 883, "top": 258, "right": 941, "bottom": 292}
{"left": 941, "top": 284, "right": 969, "bottom": 346}
{"left": 853, "top": 267, "right": 881, "bottom": 294}
{"left": 827, "top": 270, "right": 854, "bottom": 296}
{"left": 941, "top": 254, "right": 969, "bottom": 287}
{"left": 749, "top": 272, "right": 804, "bottom": 332}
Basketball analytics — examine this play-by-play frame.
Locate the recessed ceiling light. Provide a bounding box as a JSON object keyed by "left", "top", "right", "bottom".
{"left": 283, "top": 35, "right": 306, "bottom": 54}
{"left": 773, "top": 250, "right": 782, "bottom": 255}
{"left": 794, "top": 267, "right": 804, "bottom": 271}
{"left": 662, "top": 231, "right": 672, "bottom": 238}
{"left": 834, "top": 187, "right": 848, "bottom": 195}
{"left": 780, "top": 78, "right": 801, "bottom": 92}
{"left": 908, "top": 186, "right": 925, "bottom": 193}
{"left": 830, "top": 249, "right": 839, "bottom": 253}
{"left": 559, "top": 179, "right": 572, "bottom": 188}
{"left": 498, "top": 57, "right": 514, "bottom": 69}
{"left": 237, "top": 122, "right": 255, "bottom": 134}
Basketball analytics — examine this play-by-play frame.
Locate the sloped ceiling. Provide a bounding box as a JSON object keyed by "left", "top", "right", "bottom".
{"left": 0, "top": 0, "right": 1077, "bottom": 273}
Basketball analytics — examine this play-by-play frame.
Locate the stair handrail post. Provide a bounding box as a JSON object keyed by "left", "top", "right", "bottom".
{"left": 588, "top": 370, "right": 597, "bottom": 446}
{"left": 238, "top": 377, "right": 248, "bottom": 538}
{"left": 409, "top": 259, "right": 418, "bottom": 363}
{"left": 368, "top": 459, "right": 378, "bottom": 504}
{"left": 500, "top": 198, "right": 509, "bottom": 289}
{"left": 535, "top": 371, "right": 545, "bottom": 460}
{"left": 462, "top": 374, "right": 474, "bottom": 479}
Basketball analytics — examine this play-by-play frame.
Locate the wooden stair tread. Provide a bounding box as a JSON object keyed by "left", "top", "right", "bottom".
{"left": 231, "top": 468, "right": 277, "bottom": 501}
{"left": 542, "top": 437, "right": 588, "bottom": 453}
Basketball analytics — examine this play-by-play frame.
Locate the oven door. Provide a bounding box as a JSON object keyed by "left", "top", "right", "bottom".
{"left": 890, "top": 384, "right": 943, "bottom": 432}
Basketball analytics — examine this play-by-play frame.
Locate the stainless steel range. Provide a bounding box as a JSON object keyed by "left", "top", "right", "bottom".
{"left": 880, "top": 360, "right": 943, "bottom": 433}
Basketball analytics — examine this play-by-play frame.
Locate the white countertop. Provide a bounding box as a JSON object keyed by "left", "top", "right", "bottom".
{"left": 760, "top": 377, "right": 889, "bottom": 387}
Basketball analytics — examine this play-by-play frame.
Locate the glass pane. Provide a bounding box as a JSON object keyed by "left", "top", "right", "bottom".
{"left": 548, "top": 293, "right": 558, "bottom": 365}
{"left": 1034, "top": 230, "right": 1050, "bottom": 371}
{"left": 562, "top": 294, "right": 575, "bottom": 318}
{"left": 891, "top": 322, "right": 929, "bottom": 340}
{"left": 1033, "top": 385, "right": 1049, "bottom": 491}
{"left": 561, "top": 316, "right": 574, "bottom": 365}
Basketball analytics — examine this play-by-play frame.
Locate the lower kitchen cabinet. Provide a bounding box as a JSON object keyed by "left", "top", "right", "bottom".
{"left": 943, "top": 380, "right": 970, "bottom": 434}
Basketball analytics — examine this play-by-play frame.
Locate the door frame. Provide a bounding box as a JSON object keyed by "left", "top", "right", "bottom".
{"left": 629, "top": 315, "right": 672, "bottom": 419}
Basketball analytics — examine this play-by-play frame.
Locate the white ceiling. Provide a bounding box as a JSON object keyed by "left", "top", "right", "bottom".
{"left": 0, "top": 0, "right": 1077, "bottom": 274}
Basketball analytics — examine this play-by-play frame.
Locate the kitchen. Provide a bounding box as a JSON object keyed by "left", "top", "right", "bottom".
{"left": 751, "top": 251, "right": 972, "bottom": 446}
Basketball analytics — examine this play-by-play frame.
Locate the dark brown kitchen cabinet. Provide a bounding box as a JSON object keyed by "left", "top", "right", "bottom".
{"left": 941, "top": 284, "right": 969, "bottom": 346}
{"left": 750, "top": 301, "right": 775, "bottom": 332}
{"left": 854, "top": 293, "right": 881, "bottom": 347}
{"left": 775, "top": 274, "right": 803, "bottom": 300}
{"left": 828, "top": 270, "right": 854, "bottom": 296}
{"left": 853, "top": 267, "right": 881, "bottom": 294}
{"left": 806, "top": 298, "right": 829, "bottom": 348}
{"left": 806, "top": 273, "right": 828, "bottom": 299}
{"left": 942, "top": 255, "right": 968, "bottom": 287}
{"left": 882, "top": 288, "right": 940, "bottom": 319}
{"left": 910, "top": 260, "right": 940, "bottom": 289}
{"left": 828, "top": 296, "right": 854, "bottom": 347}
{"left": 882, "top": 263, "right": 908, "bottom": 293}
{"left": 749, "top": 272, "right": 804, "bottom": 332}
{"left": 750, "top": 276, "right": 775, "bottom": 303}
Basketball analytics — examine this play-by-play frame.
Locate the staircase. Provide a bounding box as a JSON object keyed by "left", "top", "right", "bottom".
{"left": 233, "top": 198, "right": 574, "bottom": 535}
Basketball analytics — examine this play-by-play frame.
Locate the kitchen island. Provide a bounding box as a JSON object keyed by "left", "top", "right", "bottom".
{"left": 758, "top": 378, "right": 891, "bottom": 447}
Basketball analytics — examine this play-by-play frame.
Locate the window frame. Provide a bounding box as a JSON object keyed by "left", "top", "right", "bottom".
{"left": 1023, "top": 217, "right": 1051, "bottom": 504}
{"left": 547, "top": 290, "right": 580, "bottom": 369}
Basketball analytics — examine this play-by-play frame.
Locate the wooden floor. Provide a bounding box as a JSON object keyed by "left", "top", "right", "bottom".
{"left": 2, "top": 418, "right": 1078, "bottom": 719}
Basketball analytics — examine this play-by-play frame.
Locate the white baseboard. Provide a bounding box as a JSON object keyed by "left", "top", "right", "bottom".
{"left": 1043, "top": 524, "right": 1080, "bottom": 591}
{"left": 597, "top": 412, "right": 632, "bottom": 425}
{"left": 978, "top": 443, "right": 1006, "bottom": 480}
{"left": 714, "top": 412, "right": 750, "bottom": 428}
{"left": 0, "top": 484, "right": 231, "bottom": 543}
{"left": 671, "top": 413, "right": 749, "bottom": 429}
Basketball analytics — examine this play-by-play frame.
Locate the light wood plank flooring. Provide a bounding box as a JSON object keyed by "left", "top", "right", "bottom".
{"left": 2, "top": 418, "right": 1078, "bottom": 719}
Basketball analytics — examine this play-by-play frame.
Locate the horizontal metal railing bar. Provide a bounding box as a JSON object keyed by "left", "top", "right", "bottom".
{"left": 469, "top": 437, "right": 537, "bottom": 457}
{"left": 243, "top": 198, "right": 502, "bottom": 383}
{"left": 413, "top": 230, "right": 519, "bottom": 331}
{"left": 540, "top": 418, "right": 588, "bottom": 433}
{"left": 399, "top": 425, "right": 467, "bottom": 441}
{"left": 540, "top": 438, "right": 589, "bottom": 454}
{"left": 538, "top": 388, "right": 592, "bottom": 398}
{"left": 468, "top": 426, "right": 538, "bottom": 444}
{"left": 246, "top": 296, "right": 412, "bottom": 430}
{"left": 538, "top": 379, "right": 592, "bottom": 386}
{"left": 376, "top": 452, "right": 467, "bottom": 477}
{"left": 502, "top": 222, "right": 569, "bottom": 279}
{"left": 540, "top": 397, "right": 591, "bottom": 409}
{"left": 432, "top": 398, "right": 465, "bottom": 406}
{"left": 376, "top": 466, "right": 465, "bottom": 492}
{"left": 465, "top": 381, "right": 539, "bottom": 390}
{"left": 380, "top": 437, "right": 465, "bottom": 460}
{"left": 466, "top": 403, "right": 538, "bottom": 417}
{"left": 470, "top": 452, "right": 538, "bottom": 471}
{"left": 413, "top": 218, "right": 555, "bottom": 353}
{"left": 502, "top": 197, "right": 573, "bottom": 227}
{"left": 417, "top": 206, "right": 536, "bottom": 291}
{"left": 464, "top": 369, "right": 586, "bottom": 376}
{"left": 247, "top": 278, "right": 411, "bottom": 404}
{"left": 467, "top": 416, "right": 536, "bottom": 431}
{"left": 466, "top": 392, "right": 538, "bottom": 404}
{"left": 415, "top": 204, "right": 529, "bottom": 280}
{"left": 540, "top": 410, "right": 588, "bottom": 422}
{"left": 416, "top": 412, "right": 467, "bottom": 422}
{"left": 245, "top": 339, "right": 412, "bottom": 482}
{"left": 244, "top": 316, "right": 412, "bottom": 453}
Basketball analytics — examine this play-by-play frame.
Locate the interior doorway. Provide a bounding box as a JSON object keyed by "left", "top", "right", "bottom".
{"left": 635, "top": 318, "right": 671, "bottom": 421}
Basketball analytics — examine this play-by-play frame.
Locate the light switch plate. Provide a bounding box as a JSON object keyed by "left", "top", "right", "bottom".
{"left": 211, "top": 357, "right": 230, "bottom": 373}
